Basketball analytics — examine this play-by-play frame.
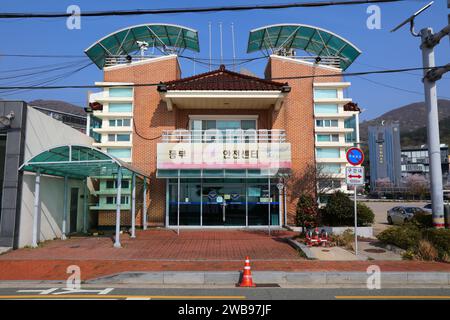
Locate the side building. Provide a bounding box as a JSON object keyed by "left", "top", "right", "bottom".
{"left": 368, "top": 122, "right": 402, "bottom": 190}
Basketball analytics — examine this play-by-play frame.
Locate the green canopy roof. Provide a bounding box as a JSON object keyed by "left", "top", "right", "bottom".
{"left": 20, "top": 145, "right": 147, "bottom": 179}
{"left": 247, "top": 24, "right": 361, "bottom": 70}
{"left": 85, "top": 23, "right": 200, "bottom": 69}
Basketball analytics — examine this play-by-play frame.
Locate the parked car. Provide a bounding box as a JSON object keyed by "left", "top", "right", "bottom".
{"left": 387, "top": 206, "right": 428, "bottom": 225}
{"left": 423, "top": 203, "right": 432, "bottom": 213}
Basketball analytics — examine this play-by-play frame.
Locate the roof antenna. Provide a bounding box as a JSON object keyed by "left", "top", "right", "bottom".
{"left": 219, "top": 22, "right": 223, "bottom": 65}
{"left": 231, "top": 22, "right": 236, "bottom": 72}
{"left": 208, "top": 22, "right": 212, "bottom": 71}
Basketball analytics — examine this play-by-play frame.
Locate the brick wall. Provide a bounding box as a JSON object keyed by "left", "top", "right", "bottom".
{"left": 266, "top": 56, "right": 343, "bottom": 225}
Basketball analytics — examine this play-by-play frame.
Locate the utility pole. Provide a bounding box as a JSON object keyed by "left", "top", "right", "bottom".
{"left": 392, "top": 1, "right": 450, "bottom": 229}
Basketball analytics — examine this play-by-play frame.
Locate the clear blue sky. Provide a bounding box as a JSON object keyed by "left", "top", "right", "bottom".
{"left": 0, "top": 0, "right": 449, "bottom": 120}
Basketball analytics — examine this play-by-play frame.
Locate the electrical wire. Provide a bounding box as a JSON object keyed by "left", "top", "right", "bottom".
{"left": 0, "top": 65, "right": 446, "bottom": 90}
{"left": 0, "top": 0, "right": 407, "bottom": 19}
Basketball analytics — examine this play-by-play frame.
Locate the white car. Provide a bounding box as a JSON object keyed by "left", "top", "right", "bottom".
{"left": 422, "top": 203, "right": 432, "bottom": 213}
{"left": 387, "top": 206, "right": 427, "bottom": 225}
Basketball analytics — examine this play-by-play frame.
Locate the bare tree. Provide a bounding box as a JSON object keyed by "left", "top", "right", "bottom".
{"left": 404, "top": 174, "right": 429, "bottom": 200}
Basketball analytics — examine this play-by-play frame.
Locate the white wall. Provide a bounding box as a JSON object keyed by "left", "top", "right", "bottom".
{"left": 18, "top": 107, "right": 93, "bottom": 247}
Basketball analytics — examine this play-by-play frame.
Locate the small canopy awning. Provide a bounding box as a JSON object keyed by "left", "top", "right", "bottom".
{"left": 19, "top": 144, "right": 148, "bottom": 179}
{"left": 85, "top": 23, "right": 200, "bottom": 69}
{"left": 247, "top": 24, "right": 361, "bottom": 70}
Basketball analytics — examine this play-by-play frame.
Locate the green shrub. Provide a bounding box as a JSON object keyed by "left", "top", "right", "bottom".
{"left": 295, "top": 193, "right": 318, "bottom": 230}
{"left": 377, "top": 225, "right": 422, "bottom": 250}
{"left": 411, "top": 212, "right": 433, "bottom": 229}
{"left": 320, "top": 191, "right": 374, "bottom": 226}
{"left": 422, "top": 228, "right": 450, "bottom": 260}
{"left": 356, "top": 202, "right": 375, "bottom": 226}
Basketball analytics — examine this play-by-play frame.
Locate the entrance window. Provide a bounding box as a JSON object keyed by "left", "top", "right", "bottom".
{"left": 190, "top": 118, "right": 257, "bottom": 143}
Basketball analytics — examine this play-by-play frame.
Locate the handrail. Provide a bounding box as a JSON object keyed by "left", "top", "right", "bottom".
{"left": 161, "top": 129, "right": 287, "bottom": 143}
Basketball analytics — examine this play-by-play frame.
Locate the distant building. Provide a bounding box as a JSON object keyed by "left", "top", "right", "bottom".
{"left": 368, "top": 122, "right": 402, "bottom": 190}
{"left": 29, "top": 100, "right": 87, "bottom": 133}
{"left": 401, "top": 144, "right": 449, "bottom": 183}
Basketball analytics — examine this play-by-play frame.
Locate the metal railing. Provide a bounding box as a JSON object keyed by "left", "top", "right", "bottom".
{"left": 161, "top": 129, "right": 287, "bottom": 143}
{"left": 104, "top": 55, "right": 159, "bottom": 67}
{"left": 288, "top": 56, "right": 343, "bottom": 69}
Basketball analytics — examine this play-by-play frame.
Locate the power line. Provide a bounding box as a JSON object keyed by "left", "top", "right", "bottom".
{"left": 0, "top": 65, "right": 446, "bottom": 90}
{"left": 0, "top": 0, "right": 406, "bottom": 19}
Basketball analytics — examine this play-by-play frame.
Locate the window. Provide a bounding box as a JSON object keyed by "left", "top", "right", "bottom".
{"left": 108, "top": 103, "right": 132, "bottom": 113}
{"left": 106, "top": 148, "right": 131, "bottom": 159}
{"left": 319, "top": 164, "right": 341, "bottom": 174}
{"left": 314, "top": 89, "right": 338, "bottom": 99}
{"left": 107, "top": 134, "right": 130, "bottom": 142}
{"left": 318, "top": 179, "right": 342, "bottom": 189}
{"left": 106, "top": 180, "right": 129, "bottom": 189}
{"left": 316, "top": 148, "right": 340, "bottom": 158}
{"left": 314, "top": 104, "right": 338, "bottom": 114}
{"left": 316, "top": 134, "right": 339, "bottom": 142}
{"left": 109, "top": 119, "right": 131, "bottom": 127}
{"left": 109, "top": 87, "right": 133, "bottom": 97}
{"left": 190, "top": 119, "right": 257, "bottom": 131}
{"left": 105, "top": 196, "right": 129, "bottom": 205}
{"left": 316, "top": 119, "right": 338, "bottom": 127}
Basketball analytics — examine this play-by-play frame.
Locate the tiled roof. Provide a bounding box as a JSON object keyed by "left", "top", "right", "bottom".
{"left": 161, "top": 65, "right": 288, "bottom": 91}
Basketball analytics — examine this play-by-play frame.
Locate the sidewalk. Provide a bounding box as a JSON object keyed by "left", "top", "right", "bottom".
{"left": 0, "top": 229, "right": 449, "bottom": 282}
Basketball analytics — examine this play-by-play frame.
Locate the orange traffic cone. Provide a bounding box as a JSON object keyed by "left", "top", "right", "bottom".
{"left": 239, "top": 256, "right": 256, "bottom": 287}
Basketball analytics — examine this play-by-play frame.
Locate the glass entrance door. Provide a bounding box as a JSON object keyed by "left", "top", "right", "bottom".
{"left": 202, "top": 184, "right": 246, "bottom": 226}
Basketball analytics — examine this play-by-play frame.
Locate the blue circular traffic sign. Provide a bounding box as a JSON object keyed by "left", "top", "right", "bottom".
{"left": 346, "top": 147, "right": 364, "bottom": 166}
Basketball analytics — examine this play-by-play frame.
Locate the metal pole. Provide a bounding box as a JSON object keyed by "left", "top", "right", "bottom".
{"left": 177, "top": 176, "right": 180, "bottom": 235}
{"left": 114, "top": 167, "right": 122, "bottom": 248}
{"left": 131, "top": 173, "right": 136, "bottom": 238}
{"left": 32, "top": 170, "right": 41, "bottom": 248}
{"left": 420, "top": 28, "right": 445, "bottom": 229}
{"left": 219, "top": 22, "right": 223, "bottom": 65}
{"left": 143, "top": 176, "right": 147, "bottom": 230}
{"left": 61, "top": 176, "right": 68, "bottom": 240}
{"left": 354, "top": 185, "right": 358, "bottom": 255}
{"left": 231, "top": 22, "right": 236, "bottom": 71}
{"left": 283, "top": 181, "right": 287, "bottom": 226}
{"left": 208, "top": 22, "right": 212, "bottom": 71}
{"left": 268, "top": 177, "right": 271, "bottom": 236}
{"left": 83, "top": 179, "right": 88, "bottom": 233}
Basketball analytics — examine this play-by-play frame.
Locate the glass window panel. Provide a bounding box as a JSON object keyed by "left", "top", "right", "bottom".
{"left": 109, "top": 120, "right": 116, "bottom": 127}
{"left": 109, "top": 87, "right": 133, "bottom": 97}
{"left": 314, "top": 89, "right": 338, "bottom": 99}
{"left": 116, "top": 134, "right": 130, "bottom": 142}
{"left": 123, "top": 119, "right": 131, "bottom": 126}
{"left": 241, "top": 120, "right": 257, "bottom": 130}
{"left": 314, "top": 104, "right": 338, "bottom": 114}
{"left": 108, "top": 103, "right": 132, "bottom": 113}
{"left": 316, "top": 148, "right": 340, "bottom": 158}
{"left": 317, "top": 134, "right": 331, "bottom": 142}
{"left": 106, "top": 148, "right": 131, "bottom": 159}
{"left": 108, "top": 134, "right": 115, "bottom": 142}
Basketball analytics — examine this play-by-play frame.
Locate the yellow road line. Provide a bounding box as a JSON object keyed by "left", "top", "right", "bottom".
{"left": 0, "top": 294, "right": 246, "bottom": 300}
{"left": 336, "top": 296, "right": 450, "bottom": 300}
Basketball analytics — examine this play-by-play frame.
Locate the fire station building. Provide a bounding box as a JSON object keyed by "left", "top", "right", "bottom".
{"left": 85, "top": 23, "right": 361, "bottom": 229}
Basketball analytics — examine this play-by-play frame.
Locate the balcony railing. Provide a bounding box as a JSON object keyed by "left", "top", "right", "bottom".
{"left": 288, "top": 56, "right": 343, "bottom": 69}
{"left": 161, "top": 129, "right": 287, "bottom": 143}
{"left": 104, "top": 55, "right": 159, "bottom": 67}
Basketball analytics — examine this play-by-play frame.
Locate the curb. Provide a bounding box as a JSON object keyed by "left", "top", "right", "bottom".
{"left": 286, "top": 238, "right": 316, "bottom": 260}
{"left": 84, "top": 271, "right": 450, "bottom": 287}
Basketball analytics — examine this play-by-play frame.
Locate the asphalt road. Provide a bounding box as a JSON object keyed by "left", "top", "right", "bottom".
{"left": 0, "top": 286, "right": 449, "bottom": 300}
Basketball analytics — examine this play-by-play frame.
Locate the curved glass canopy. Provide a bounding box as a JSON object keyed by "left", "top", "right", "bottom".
{"left": 85, "top": 23, "right": 200, "bottom": 69}
{"left": 20, "top": 145, "right": 147, "bottom": 179}
{"left": 247, "top": 24, "right": 361, "bottom": 70}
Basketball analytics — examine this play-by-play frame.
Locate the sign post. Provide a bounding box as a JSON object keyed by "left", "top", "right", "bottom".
{"left": 345, "top": 147, "right": 365, "bottom": 256}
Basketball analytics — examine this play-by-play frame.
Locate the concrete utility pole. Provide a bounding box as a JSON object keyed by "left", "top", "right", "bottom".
{"left": 392, "top": 2, "right": 450, "bottom": 228}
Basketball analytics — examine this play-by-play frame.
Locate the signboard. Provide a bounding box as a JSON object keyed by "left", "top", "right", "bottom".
{"left": 157, "top": 143, "right": 291, "bottom": 169}
{"left": 346, "top": 147, "right": 364, "bottom": 166}
{"left": 346, "top": 166, "right": 364, "bottom": 185}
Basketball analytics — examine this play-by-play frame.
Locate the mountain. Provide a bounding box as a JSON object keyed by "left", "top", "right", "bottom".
{"left": 359, "top": 99, "right": 450, "bottom": 143}
{"left": 28, "top": 99, "right": 86, "bottom": 117}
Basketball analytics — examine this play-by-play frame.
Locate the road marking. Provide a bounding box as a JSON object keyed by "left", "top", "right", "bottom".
{"left": 0, "top": 295, "right": 246, "bottom": 300}
{"left": 336, "top": 296, "right": 450, "bottom": 300}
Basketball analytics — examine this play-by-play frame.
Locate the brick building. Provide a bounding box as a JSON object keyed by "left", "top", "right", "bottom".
{"left": 85, "top": 23, "right": 361, "bottom": 228}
